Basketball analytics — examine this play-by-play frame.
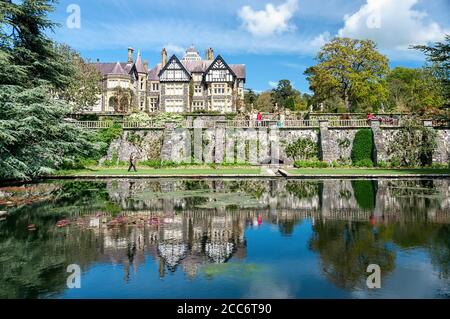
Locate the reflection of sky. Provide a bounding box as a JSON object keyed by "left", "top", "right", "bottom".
{"left": 60, "top": 220, "right": 345, "bottom": 298}
{"left": 57, "top": 219, "right": 450, "bottom": 299}
{"left": 353, "top": 250, "right": 449, "bottom": 299}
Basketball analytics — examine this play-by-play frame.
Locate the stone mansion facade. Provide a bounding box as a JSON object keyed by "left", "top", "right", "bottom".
{"left": 92, "top": 47, "right": 246, "bottom": 114}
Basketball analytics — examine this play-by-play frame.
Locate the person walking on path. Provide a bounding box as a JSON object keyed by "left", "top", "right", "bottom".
{"left": 128, "top": 152, "right": 138, "bottom": 172}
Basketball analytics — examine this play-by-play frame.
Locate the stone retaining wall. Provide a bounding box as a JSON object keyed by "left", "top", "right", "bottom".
{"left": 102, "top": 121, "right": 449, "bottom": 165}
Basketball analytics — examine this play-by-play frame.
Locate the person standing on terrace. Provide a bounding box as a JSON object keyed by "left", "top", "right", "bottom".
{"left": 257, "top": 111, "right": 263, "bottom": 127}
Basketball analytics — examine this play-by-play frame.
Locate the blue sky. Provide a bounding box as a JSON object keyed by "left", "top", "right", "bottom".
{"left": 48, "top": 0, "right": 450, "bottom": 93}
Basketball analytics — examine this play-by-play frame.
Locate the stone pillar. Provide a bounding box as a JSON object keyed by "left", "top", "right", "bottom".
{"left": 371, "top": 119, "right": 388, "bottom": 164}
{"left": 258, "top": 128, "right": 269, "bottom": 163}
{"left": 425, "top": 120, "right": 448, "bottom": 165}
{"left": 319, "top": 120, "right": 332, "bottom": 162}
{"left": 268, "top": 121, "right": 279, "bottom": 164}
{"left": 193, "top": 118, "right": 203, "bottom": 163}
{"left": 161, "top": 121, "right": 176, "bottom": 161}
{"left": 215, "top": 121, "right": 226, "bottom": 164}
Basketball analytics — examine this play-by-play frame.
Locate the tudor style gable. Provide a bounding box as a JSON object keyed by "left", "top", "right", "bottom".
{"left": 158, "top": 55, "right": 191, "bottom": 82}
{"left": 204, "top": 55, "right": 236, "bottom": 83}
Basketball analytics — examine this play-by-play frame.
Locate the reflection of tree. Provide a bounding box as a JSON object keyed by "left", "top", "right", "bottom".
{"left": 309, "top": 220, "right": 395, "bottom": 289}
{"left": 388, "top": 180, "right": 442, "bottom": 214}
{"left": 430, "top": 225, "right": 450, "bottom": 280}
{"left": 0, "top": 216, "right": 100, "bottom": 298}
{"left": 0, "top": 181, "right": 117, "bottom": 298}
{"left": 285, "top": 181, "right": 319, "bottom": 200}
{"left": 385, "top": 222, "right": 450, "bottom": 280}
{"left": 351, "top": 180, "right": 376, "bottom": 210}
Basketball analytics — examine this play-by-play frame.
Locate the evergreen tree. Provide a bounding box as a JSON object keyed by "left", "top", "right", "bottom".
{"left": 0, "top": 0, "right": 101, "bottom": 180}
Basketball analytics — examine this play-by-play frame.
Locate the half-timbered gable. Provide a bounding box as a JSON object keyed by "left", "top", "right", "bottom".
{"left": 158, "top": 55, "right": 191, "bottom": 82}
{"left": 204, "top": 55, "right": 236, "bottom": 83}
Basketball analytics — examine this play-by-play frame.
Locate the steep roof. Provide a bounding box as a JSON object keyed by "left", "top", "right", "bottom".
{"left": 134, "top": 51, "right": 147, "bottom": 73}
{"left": 229, "top": 64, "right": 246, "bottom": 80}
{"left": 148, "top": 64, "right": 162, "bottom": 81}
{"left": 111, "top": 62, "right": 127, "bottom": 75}
{"left": 93, "top": 62, "right": 132, "bottom": 76}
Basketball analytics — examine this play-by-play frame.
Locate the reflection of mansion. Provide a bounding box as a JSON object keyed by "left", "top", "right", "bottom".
{"left": 92, "top": 47, "right": 246, "bottom": 114}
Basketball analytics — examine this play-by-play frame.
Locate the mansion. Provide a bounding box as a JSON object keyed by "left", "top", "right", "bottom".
{"left": 92, "top": 47, "right": 246, "bottom": 114}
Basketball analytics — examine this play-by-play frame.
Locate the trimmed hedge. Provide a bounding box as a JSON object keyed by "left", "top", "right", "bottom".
{"left": 351, "top": 129, "right": 374, "bottom": 165}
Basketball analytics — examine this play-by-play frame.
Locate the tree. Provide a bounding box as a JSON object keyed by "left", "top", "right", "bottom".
{"left": 55, "top": 44, "right": 102, "bottom": 112}
{"left": 305, "top": 37, "right": 389, "bottom": 112}
{"left": 244, "top": 88, "right": 258, "bottom": 111}
{"left": 271, "top": 79, "right": 302, "bottom": 110}
{"left": 0, "top": 0, "right": 100, "bottom": 180}
{"left": 413, "top": 35, "right": 450, "bottom": 108}
{"left": 254, "top": 91, "right": 273, "bottom": 112}
{"left": 387, "top": 67, "right": 445, "bottom": 113}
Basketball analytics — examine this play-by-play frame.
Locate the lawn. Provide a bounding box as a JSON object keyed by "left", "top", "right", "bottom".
{"left": 286, "top": 168, "right": 450, "bottom": 175}
{"left": 57, "top": 167, "right": 261, "bottom": 176}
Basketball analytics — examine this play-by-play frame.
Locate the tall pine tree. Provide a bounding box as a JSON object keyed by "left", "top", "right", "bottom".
{"left": 0, "top": 0, "right": 101, "bottom": 180}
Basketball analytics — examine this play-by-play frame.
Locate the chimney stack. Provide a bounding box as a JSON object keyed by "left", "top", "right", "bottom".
{"left": 205, "top": 48, "right": 215, "bottom": 60}
{"left": 144, "top": 60, "right": 149, "bottom": 71}
{"left": 128, "top": 47, "right": 134, "bottom": 64}
{"left": 161, "top": 48, "right": 167, "bottom": 66}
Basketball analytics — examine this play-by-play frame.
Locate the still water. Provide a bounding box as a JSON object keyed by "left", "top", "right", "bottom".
{"left": 0, "top": 178, "right": 449, "bottom": 299}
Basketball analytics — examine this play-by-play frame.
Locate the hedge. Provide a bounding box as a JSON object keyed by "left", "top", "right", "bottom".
{"left": 351, "top": 129, "right": 374, "bottom": 165}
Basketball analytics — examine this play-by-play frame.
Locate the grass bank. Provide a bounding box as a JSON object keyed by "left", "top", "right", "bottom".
{"left": 54, "top": 166, "right": 261, "bottom": 176}
{"left": 286, "top": 168, "right": 450, "bottom": 176}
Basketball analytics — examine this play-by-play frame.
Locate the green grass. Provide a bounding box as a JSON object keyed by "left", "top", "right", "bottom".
{"left": 287, "top": 168, "right": 450, "bottom": 175}
{"left": 56, "top": 166, "right": 260, "bottom": 176}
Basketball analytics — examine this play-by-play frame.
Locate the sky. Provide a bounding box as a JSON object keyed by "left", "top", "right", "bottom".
{"left": 48, "top": 0, "right": 450, "bottom": 93}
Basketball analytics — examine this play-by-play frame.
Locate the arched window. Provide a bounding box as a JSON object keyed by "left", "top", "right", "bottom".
{"left": 109, "top": 97, "right": 118, "bottom": 111}
{"left": 120, "top": 97, "right": 129, "bottom": 113}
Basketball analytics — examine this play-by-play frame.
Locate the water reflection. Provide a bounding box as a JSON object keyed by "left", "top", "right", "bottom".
{"left": 0, "top": 178, "right": 449, "bottom": 298}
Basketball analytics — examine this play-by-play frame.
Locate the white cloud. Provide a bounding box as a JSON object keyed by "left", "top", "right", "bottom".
{"left": 238, "top": 0, "right": 299, "bottom": 37}
{"left": 310, "top": 31, "right": 331, "bottom": 49}
{"left": 338, "top": 0, "right": 449, "bottom": 50}
{"left": 164, "top": 43, "right": 185, "bottom": 55}
{"left": 268, "top": 81, "right": 278, "bottom": 88}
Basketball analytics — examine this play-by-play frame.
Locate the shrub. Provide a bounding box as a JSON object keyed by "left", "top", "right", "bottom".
{"left": 353, "top": 159, "right": 374, "bottom": 167}
{"left": 285, "top": 137, "right": 318, "bottom": 161}
{"left": 351, "top": 129, "right": 374, "bottom": 165}
{"left": 376, "top": 160, "right": 388, "bottom": 168}
{"left": 294, "top": 160, "right": 329, "bottom": 168}
{"left": 387, "top": 118, "right": 437, "bottom": 167}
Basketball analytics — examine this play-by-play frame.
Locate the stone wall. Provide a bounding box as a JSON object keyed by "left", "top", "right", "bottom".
{"left": 102, "top": 130, "right": 164, "bottom": 164}
{"left": 434, "top": 129, "right": 450, "bottom": 164}
{"left": 103, "top": 123, "right": 450, "bottom": 165}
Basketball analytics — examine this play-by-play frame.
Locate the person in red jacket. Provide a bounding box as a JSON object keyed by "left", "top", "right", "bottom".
{"left": 256, "top": 112, "right": 263, "bottom": 127}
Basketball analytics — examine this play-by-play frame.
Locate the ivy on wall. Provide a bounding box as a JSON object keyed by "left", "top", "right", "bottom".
{"left": 387, "top": 118, "right": 437, "bottom": 167}
{"left": 285, "top": 137, "right": 318, "bottom": 161}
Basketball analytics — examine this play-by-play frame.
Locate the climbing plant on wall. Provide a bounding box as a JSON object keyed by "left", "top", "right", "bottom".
{"left": 387, "top": 118, "right": 437, "bottom": 167}
{"left": 285, "top": 137, "right": 318, "bottom": 161}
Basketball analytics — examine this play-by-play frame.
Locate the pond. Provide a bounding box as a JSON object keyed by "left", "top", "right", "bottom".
{"left": 0, "top": 178, "right": 449, "bottom": 299}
